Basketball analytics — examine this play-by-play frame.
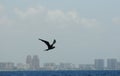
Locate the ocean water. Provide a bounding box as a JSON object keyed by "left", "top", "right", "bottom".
{"left": 0, "top": 70, "right": 120, "bottom": 76}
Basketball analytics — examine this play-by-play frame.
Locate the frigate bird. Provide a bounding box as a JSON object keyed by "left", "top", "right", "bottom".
{"left": 38, "top": 38, "right": 56, "bottom": 51}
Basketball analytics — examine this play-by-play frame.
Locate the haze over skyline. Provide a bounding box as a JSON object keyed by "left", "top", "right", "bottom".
{"left": 0, "top": 0, "right": 120, "bottom": 65}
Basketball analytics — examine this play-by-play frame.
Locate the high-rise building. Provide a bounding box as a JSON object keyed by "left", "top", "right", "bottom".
{"left": 26, "top": 55, "right": 32, "bottom": 69}
{"left": 32, "top": 55, "right": 40, "bottom": 70}
{"left": 116, "top": 62, "right": 120, "bottom": 70}
{"left": 94, "top": 59, "right": 104, "bottom": 70}
{"left": 107, "top": 59, "right": 117, "bottom": 70}
{"left": 26, "top": 55, "right": 32, "bottom": 64}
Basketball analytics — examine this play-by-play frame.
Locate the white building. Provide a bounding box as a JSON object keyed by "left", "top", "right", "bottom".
{"left": 43, "top": 63, "right": 57, "bottom": 70}
{"left": 58, "top": 63, "right": 76, "bottom": 70}
{"left": 79, "top": 64, "right": 95, "bottom": 70}
{"left": 16, "top": 63, "right": 29, "bottom": 70}
{"left": 0, "top": 62, "right": 15, "bottom": 71}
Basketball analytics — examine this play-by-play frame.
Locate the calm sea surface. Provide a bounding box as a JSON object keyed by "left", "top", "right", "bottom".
{"left": 0, "top": 70, "right": 120, "bottom": 76}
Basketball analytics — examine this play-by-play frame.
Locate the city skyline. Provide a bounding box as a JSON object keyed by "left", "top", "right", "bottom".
{"left": 0, "top": 55, "right": 120, "bottom": 70}
{"left": 1, "top": 0, "right": 120, "bottom": 64}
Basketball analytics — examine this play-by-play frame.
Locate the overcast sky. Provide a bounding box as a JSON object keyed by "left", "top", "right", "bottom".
{"left": 0, "top": 0, "right": 120, "bottom": 65}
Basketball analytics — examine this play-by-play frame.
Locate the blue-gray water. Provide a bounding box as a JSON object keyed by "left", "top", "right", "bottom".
{"left": 0, "top": 70, "right": 120, "bottom": 76}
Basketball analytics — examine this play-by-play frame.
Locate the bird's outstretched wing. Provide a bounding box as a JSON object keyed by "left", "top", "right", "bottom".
{"left": 38, "top": 38, "right": 51, "bottom": 48}
{"left": 51, "top": 39, "right": 56, "bottom": 46}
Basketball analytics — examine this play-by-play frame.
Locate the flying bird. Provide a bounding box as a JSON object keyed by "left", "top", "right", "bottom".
{"left": 38, "top": 38, "right": 56, "bottom": 51}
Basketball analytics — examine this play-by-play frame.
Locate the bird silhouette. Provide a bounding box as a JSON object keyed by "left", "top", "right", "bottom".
{"left": 38, "top": 38, "right": 56, "bottom": 51}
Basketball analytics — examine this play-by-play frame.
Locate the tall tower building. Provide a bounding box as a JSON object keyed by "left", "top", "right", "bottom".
{"left": 26, "top": 55, "right": 32, "bottom": 64}
{"left": 94, "top": 59, "right": 104, "bottom": 70}
{"left": 32, "top": 55, "right": 40, "bottom": 70}
{"left": 107, "top": 58, "right": 117, "bottom": 70}
{"left": 26, "top": 55, "right": 32, "bottom": 69}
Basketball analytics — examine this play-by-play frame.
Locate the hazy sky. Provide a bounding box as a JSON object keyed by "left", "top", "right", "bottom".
{"left": 0, "top": 0, "right": 120, "bottom": 65}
